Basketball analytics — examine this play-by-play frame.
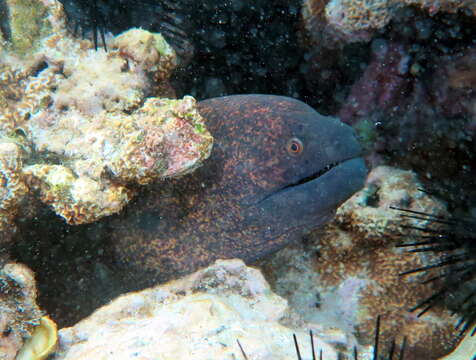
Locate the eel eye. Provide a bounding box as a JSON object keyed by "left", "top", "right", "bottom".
{"left": 286, "top": 138, "right": 304, "bottom": 156}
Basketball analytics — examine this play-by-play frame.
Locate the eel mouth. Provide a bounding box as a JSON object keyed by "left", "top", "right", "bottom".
{"left": 254, "top": 160, "right": 345, "bottom": 206}
{"left": 280, "top": 161, "right": 340, "bottom": 191}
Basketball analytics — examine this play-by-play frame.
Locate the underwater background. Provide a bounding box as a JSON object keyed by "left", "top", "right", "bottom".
{"left": 0, "top": 0, "right": 475, "bottom": 359}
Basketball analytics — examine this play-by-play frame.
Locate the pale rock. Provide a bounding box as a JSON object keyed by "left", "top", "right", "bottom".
{"left": 52, "top": 259, "right": 343, "bottom": 360}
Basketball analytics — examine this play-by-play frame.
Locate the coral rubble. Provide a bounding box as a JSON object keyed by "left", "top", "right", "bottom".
{"left": 0, "top": 0, "right": 213, "bottom": 227}
{"left": 262, "top": 166, "right": 460, "bottom": 360}
{"left": 51, "top": 259, "right": 345, "bottom": 360}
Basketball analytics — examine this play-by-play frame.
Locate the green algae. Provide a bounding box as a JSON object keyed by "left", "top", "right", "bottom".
{"left": 152, "top": 32, "right": 174, "bottom": 58}
{"left": 354, "top": 118, "right": 377, "bottom": 152}
{"left": 194, "top": 123, "right": 205, "bottom": 133}
{"left": 5, "top": 0, "right": 52, "bottom": 56}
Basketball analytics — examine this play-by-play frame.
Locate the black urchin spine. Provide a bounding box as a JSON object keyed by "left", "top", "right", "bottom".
{"left": 392, "top": 206, "right": 476, "bottom": 337}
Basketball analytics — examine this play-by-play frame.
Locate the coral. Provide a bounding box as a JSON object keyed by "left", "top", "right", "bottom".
{"left": 24, "top": 95, "right": 212, "bottom": 224}
{"left": 0, "top": 142, "right": 28, "bottom": 244}
{"left": 51, "top": 50, "right": 146, "bottom": 116}
{"left": 112, "top": 28, "right": 177, "bottom": 82}
{"left": 51, "top": 259, "right": 345, "bottom": 360}
{"left": 0, "top": 262, "right": 44, "bottom": 360}
{"left": 29, "top": 96, "right": 211, "bottom": 184}
{"left": 20, "top": 95, "right": 212, "bottom": 224}
{"left": 321, "top": 0, "right": 476, "bottom": 41}
{"left": 22, "top": 165, "right": 131, "bottom": 225}
{"left": 325, "top": 0, "right": 394, "bottom": 40}
{"left": 0, "top": 0, "right": 213, "bottom": 225}
{"left": 262, "top": 166, "right": 460, "bottom": 360}
{"left": 300, "top": 0, "right": 476, "bottom": 116}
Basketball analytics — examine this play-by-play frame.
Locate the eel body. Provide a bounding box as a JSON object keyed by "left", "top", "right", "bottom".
{"left": 108, "top": 94, "right": 367, "bottom": 286}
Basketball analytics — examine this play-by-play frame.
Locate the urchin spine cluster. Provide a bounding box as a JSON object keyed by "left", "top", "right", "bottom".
{"left": 392, "top": 206, "right": 476, "bottom": 337}
{"left": 58, "top": 0, "right": 193, "bottom": 56}
{"left": 237, "top": 316, "right": 407, "bottom": 360}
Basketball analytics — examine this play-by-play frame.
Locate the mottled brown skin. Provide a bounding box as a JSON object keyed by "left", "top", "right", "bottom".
{"left": 108, "top": 94, "right": 366, "bottom": 287}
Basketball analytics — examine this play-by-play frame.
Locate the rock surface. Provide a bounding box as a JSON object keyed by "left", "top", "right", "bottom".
{"left": 51, "top": 259, "right": 344, "bottom": 360}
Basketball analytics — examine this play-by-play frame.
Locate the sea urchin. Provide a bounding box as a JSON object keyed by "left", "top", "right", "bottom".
{"left": 392, "top": 206, "right": 476, "bottom": 337}
{"left": 237, "top": 316, "right": 407, "bottom": 359}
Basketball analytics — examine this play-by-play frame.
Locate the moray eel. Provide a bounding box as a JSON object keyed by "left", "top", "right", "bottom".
{"left": 108, "top": 94, "right": 367, "bottom": 286}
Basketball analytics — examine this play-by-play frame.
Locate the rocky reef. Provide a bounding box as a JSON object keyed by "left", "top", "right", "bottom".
{"left": 337, "top": 20, "right": 476, "bottom": 204}
{"left": 51, "top": 259, "right": 345, "bottom": 360}
{"left": 4, "top": 255, "right": 473, "bottom": 360}
{"left": 0, "top": 0, "right": 213, "bottom": 231}
{"left": 0, "top": 0, "right": 474, "bottom": 359}
{"left": 262, "top": 166, "right": 464, "bottom": 360}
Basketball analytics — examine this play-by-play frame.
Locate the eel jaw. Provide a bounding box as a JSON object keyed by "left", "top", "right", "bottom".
{"left": 253, "top": 156, "right": 363, "bottom": 207}
{"left": 244, "top": 157, "right": 367, "bottom": 243}
{"left": 279, "top": 161, "right": 341, "bottom": 192}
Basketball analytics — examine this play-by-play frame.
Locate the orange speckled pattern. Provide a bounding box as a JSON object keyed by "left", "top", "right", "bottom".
{"left": 106, "top": 94, "right": 367, "bottom": 289}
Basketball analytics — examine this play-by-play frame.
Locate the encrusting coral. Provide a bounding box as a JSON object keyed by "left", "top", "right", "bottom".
{"left": 0, "top": 0, "right": 213, "bottom": 226}
{"left": 0, "top": 141, "right": 28, "bottom": 245}
{"left": 24, "top": 95, "right": 212, "bottom": 224}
